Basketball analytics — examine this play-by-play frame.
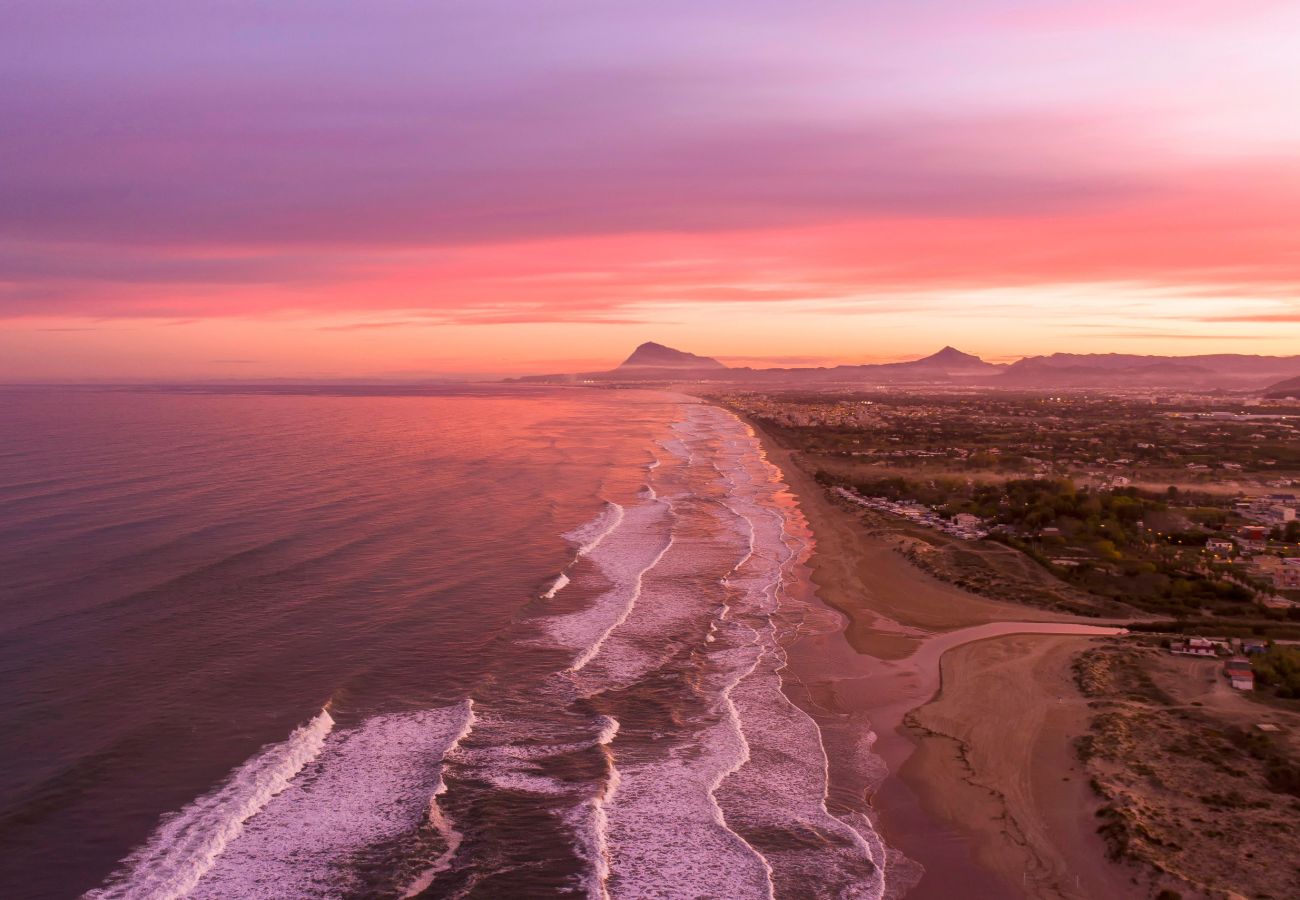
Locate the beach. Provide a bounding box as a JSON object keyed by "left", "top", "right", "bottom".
{"left": 743, "top": 414, "right": 1140, "bottom": 899}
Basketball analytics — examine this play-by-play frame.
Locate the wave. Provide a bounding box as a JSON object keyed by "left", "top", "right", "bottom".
{"left": 85, "top": 707, "right": 335, "bottom": 900}
{"left": 567, "top": 526, "right": 674, "bottom": 673}
{"left": 711, "top": 637, "right": 779, "bottom": 900}
{"left": 708, "top": 408, "right": 886, "bottom": 898}
{"left": 186, "top": 702, "right": 475, "bottom": 898}
{"left": 573, "top": 715, "right": 620, "bottom": 900}
{"left": 542, "top": 572, "right": 570, "bottom": 598}
{"left": 564, "top": 501, "right": 624, "bottom": 557}
{"left": 641, "top": 456, "right": 661, "bottom": 500}
{"left": 599, "top": 675, "right": 777, "bottom": 898}
{"left": 401, "top": 700, "right": 478, "bottom": 898}
{"left": 546, "top": 496, "right": 674, "bottom": 673}
{"left": 541, "top": 501, "right": 626, "bottom": 603}
{"left": 86, "top": 702, "right": 480, "bottom": 900}
{"left": 594, "top": 404, "right": 887, "bottom": 898}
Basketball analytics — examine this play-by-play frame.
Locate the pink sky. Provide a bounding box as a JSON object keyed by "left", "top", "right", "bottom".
{"left": 2, "top": 1, "right": 1298, "bottom": 378}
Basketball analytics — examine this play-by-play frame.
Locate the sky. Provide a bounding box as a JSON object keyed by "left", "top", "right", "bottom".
{"left": 2, "top": 0, "right": 1299, "bottom": 379}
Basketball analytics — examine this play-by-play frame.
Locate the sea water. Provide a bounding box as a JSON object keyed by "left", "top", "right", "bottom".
{"left": 0, "top": 386, "right": 891, "bottom": 899}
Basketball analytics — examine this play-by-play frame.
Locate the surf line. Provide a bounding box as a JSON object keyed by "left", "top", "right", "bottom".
{"left": 86, "top": 706, "right": 336, "bottom": 900}
{"left": 711, "top": 628, "right": 779, "bottom": 900}
{"left": 542, "top": 501, "right": 626, "bottom": 600}
{"left": 401, "top": 699, "right": 478, "bottom": 898}
{"left": 566, "top": 527, "right": 674, "bottom": 674}
{"left": 577, "top": 715, "right": 622, "bottom": 900}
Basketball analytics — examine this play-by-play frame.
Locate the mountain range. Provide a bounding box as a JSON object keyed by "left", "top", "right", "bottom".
{"left": 516, "top": 342, "right": 1300, "bottom": 392}
{"left": 1265, "top": 375, "right": 1300, "bottom": 399}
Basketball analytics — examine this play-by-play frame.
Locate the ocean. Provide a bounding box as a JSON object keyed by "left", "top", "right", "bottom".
{"left": 0, "top": 386, "right": 889, "bottom": 899}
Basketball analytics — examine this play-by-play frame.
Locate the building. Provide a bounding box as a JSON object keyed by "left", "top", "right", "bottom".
{"left": 1205, "top": 538, "right": 1234, "bottom": 555}
{"left": 1236, "top": 525, "right": 1269, "bottom": 551}
{"left": 1170, "top": 637, "right": 1219, "bottom": 657}
{"left": 1277, "top": 558, "right": 1300, "bottom": 591}
{"left": 1224, "top": 657, "right": 1255, "bottom": 691}
{"left": 1240, "top": 495, "right": 1298, "bottom": 525}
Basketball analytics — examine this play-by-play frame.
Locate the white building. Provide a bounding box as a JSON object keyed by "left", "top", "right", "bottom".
{"left": 1277, "top": 559, "right": 1300, "bottom": 591}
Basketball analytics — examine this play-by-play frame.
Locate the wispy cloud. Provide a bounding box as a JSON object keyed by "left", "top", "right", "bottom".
{"left": 1077, "top": 331, "right": 1274, "bottom": 340}
{"left": 315, "top": 321, "right": 424, "bottom": 331}
{"left": 1197, "top": 312, "right": 1300, "bottom": 323}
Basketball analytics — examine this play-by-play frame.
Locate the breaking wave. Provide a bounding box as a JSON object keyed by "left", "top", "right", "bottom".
{"left": 85, "top": 708, "right": 335, "bottom": 900}
{"left": 87, "top": 702, "right": 477, "bottom": 900}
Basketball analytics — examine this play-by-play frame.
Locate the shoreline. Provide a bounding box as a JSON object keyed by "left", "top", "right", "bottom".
{"left": 732, "top": 408, "right": 1140, "bottom": 898}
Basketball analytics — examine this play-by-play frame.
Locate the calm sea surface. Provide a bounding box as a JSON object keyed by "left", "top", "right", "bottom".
{"left": 0, "top": 386, "right": 889, "bottom": 899}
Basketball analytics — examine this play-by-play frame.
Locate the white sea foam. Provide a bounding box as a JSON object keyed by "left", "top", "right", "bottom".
{"left": 85, "top": 708, "right": 335, "bottom": 900}
{"left": 720, "top": 639, "right": 885, "bottom": 898}
{"left": 601, "top": 680, "right": 775, "bottom": 898}
{"left": 185, "top": 701, "right": 476, "bottom": 898}
{"left": 567, "top": 528, "right": 674, "bottom": 673}
{"left": 594, "top": 714, "right": 619, "bottom": 747}
{"left": 547, "top": 497, "right": 674, "bottom": 673}
{"left": 574, "top": 715, "right": 620, "bottom": 900}
{"left": 564, "top": 501, "right": 625, "bottom": 557}
{"left": 709, "top": 408, "right": 886, "bottom": 898}
{"left": 589, "top": 411, "right": 776, "bottom": 897}
{"left": 401, "top": 700, "right": 478, "bottom": 898}
{"left": 596, "top": 404, "right": 887, "bottom": 899}
{"left": 542, "top": 572, "right": 571, "bottom": 598}
{"left": 542, "top": 501, "right": 628, "bottom": 603}
{"left": 90, "top": 701, "right": 477, "bottom": 900}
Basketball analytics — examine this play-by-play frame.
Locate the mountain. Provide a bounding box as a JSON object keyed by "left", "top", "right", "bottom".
{"left": 889, "top": 346, "right": 999, "bottom": 374}
{"left": 1264, "top": 375, "right": 1300, "bottom": 399}
{"left": 998, "top": 353, "right": 1300, "bottom": 389}
{"left": 513, "top": 345, "right": 1300, "bottom": 390}
{"left": 515, "top": 343, "right": 1000, "bottom": 384}
{"left": 618, "top": 342, "right": 726, "bottom": 369}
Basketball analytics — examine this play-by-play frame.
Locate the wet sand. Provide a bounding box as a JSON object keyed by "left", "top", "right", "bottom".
{"left": 739, "top": 418, "right": 1139, "bottom": 899}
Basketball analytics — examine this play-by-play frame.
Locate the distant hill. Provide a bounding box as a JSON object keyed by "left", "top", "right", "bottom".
{"left": 998, "top": 353, "right": 1300, "bottom": 389}
{"left": 1264, "top": 375, "right": 1300, "bottom": 399}
{"left": 515, "top": 342, "right": 1000, "bottom": 384}
{"left": 618, "top": 342, "right": 726, "bottom": 369}
{"left": 513, "top": 344, "right": 1300, "bottom": 390}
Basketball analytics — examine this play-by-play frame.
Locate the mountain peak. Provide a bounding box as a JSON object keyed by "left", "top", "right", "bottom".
{"left": 908, "top": 346, "right": 992, "bottom": 370}
{"left": 920, "top": 346, "right": 982, "bottom": 364}
{"left": 619, "top": 342, "right": 727, "bottom": 369}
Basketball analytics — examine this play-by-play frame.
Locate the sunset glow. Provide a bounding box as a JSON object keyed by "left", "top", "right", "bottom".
{"left": 3, "top": 1, "right": 1299, "bottom": 378}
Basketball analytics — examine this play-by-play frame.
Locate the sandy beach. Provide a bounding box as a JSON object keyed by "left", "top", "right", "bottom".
{"left": 744, "top": 416, "right": 1142, "bottom": 899}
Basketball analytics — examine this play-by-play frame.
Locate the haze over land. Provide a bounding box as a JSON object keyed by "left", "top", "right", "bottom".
{"left": 3, "top": 2, "right": 1300, "bottom": 378}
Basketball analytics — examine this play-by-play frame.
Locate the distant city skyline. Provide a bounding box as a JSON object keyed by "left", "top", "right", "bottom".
{"left": 3, "top": 1, "right": 1299, "bottom": 378}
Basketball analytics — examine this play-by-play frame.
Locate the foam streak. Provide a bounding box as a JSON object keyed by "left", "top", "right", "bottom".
{"left": 85, "top": 708, "right": 334, "bottom": 900}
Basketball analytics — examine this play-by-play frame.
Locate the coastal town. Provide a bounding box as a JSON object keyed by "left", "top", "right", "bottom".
{"left": 715, "top": 388, "right": 1300, "bottom": 702}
